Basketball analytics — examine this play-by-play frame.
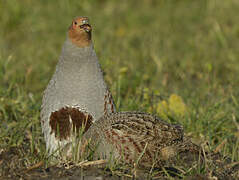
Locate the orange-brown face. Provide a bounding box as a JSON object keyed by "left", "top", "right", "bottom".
{"left": 68, "top": 17, "right": 92, "bottom": 48}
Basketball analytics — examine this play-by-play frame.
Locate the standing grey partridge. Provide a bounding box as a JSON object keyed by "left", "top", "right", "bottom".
{"left": 40, "top": 17, "right": 115, "bottom": 157}
{"left": 84, "top": 112, "right": 190, "bottom": 167}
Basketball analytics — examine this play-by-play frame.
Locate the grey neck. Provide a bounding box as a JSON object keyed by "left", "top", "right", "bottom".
{"left": 56, "top": 38, "right": 98, "bottom": 73}
{"left": 62, "top": 38, "right": 94, "bottom": 59}
{"left": 55, "top": 37, "right": 102, "bottom": 83}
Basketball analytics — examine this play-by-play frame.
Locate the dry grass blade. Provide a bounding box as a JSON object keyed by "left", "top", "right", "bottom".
{"left": 224, "top": 161, "right": 239, "bottom": 169}
{"left": 214, "top": 139, "right": 227, "bottom": 154}
{"left": 232, "top": 114, "right": 239, "bottom": 131}
{"left": 136, "top": 142, "right": 148, "bottom": 165}
{"left": 77, "top": 159, "right": 107, "bottom": 167}
{"left": 24, "top": 161, "right": 44, "bottom": 173}
{"left": 201, "top": 142, "right": 208, "bottom": 169}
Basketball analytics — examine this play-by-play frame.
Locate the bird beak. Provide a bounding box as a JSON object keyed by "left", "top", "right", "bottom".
{"left": 80, "top": 24, "right": 92, "bottom": 33}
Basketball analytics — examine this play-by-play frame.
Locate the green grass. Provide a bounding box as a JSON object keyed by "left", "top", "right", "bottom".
{"left": 0, "top": 0, "right": 239, "bottom": 177}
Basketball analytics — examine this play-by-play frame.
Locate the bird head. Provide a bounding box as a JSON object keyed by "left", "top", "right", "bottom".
{"left": 68, "top": 17, "right": 92, "bottom": 48}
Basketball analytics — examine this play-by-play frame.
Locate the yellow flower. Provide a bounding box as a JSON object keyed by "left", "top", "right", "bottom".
{"left": 143, "top": 88, "right": 149, "bottom": 100}
{"left": 116, "top": 27, "right": 126, "bottom": 37}
{"left": 119, "top": 67, "right": 128, "bottom": 74}
{"left": 168, "top": 94, "right": 186, "bottom": 117}
{"left": 156, "top": 100, "right": 169, "bottom": 120}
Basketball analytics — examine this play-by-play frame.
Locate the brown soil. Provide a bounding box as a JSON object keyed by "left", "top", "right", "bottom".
{"left": 0, "top": 144, "right": 238, "bottom": 180}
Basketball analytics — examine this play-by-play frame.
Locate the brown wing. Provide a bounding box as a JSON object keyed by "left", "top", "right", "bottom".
{"left": 100, "top": 112, "right": 184, "bottom": 166}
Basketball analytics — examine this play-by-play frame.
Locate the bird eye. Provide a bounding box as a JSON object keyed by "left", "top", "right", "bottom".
{"left": 74, "top": 21, "right": 77, "bottom": 25}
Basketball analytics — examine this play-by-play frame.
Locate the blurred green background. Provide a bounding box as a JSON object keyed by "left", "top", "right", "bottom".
{"left": 0, "top": 0, "right": 238, "bottom": 162}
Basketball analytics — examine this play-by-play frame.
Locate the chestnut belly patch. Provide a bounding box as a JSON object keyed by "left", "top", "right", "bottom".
{"left": 49, "top": 107, "right": 93, "bottom": 140}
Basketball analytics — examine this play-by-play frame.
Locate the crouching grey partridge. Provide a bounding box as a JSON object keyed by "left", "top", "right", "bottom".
{"left": 40, "top": 17, "right": 115, "bottom": 157}
{"left": 84, "top": 112, "right": 195, "bottom": 167}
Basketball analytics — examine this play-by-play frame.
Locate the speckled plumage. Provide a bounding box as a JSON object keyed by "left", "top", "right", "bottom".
{"left": 84, "top": 112, "right": 186, "bottom": 167}
{"left": 40, "top": 17, "right": 115, "bottom": 157}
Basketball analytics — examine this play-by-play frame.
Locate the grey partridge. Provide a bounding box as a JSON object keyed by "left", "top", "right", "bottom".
{"left": 84, "top": 112, "right": 188, "bottom": 167}
{"left": 40, "top": 17, "right": 115, "bottom": 157}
